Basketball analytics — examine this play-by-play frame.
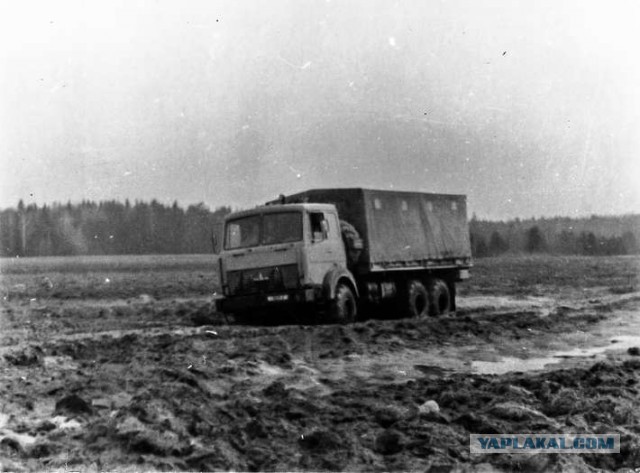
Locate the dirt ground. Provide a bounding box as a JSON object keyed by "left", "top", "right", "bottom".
{"left": 1, "top": 255, "right": 639, "bottom": 472}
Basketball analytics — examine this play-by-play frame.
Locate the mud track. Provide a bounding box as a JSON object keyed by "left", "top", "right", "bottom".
{"left": 1, "top": 255, "right": 639, "bottom": 471}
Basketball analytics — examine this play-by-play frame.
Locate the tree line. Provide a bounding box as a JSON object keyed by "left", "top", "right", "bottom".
{"left": 1, "top": 200, "right": 638, "bottom": 258}
{"left": 470, "top": 215, "right": 639, "bottom": 257}
{"left": 0, "top": 200, "right": 231, "bottom": 257}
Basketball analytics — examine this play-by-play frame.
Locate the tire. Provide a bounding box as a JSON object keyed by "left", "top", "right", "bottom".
{"left": 403, "top": 279, "right": 430, "bottom": 317}
{"left": 428, "top": 278, "right": 451, "bottom": 316}
{"left": 330, "top": 282, "right": 357, "bottom": 324}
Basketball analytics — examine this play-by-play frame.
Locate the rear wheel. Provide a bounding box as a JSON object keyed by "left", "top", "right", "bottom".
{"left": 330, "top": 282, "right": 357, "bottom": 324}
{"left": 404, "top": 280, "right": 430, "bottom": 318}
{"left": 428, "top": 278, "right": 451, "bottom": 316}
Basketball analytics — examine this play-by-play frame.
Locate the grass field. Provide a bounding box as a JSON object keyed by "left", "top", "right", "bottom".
{"left": 462, "top": 254, "right": 639, "bottom": 296}
{"left": 2, "top": 253, "right": 638, "bottom": 300}
{"left": 0, "top": 254, "right": 219, "bottom": 300}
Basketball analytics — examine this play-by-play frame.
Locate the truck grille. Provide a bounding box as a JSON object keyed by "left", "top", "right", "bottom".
{"left": 227, "top": 264, "right": 299, "bottom": 295}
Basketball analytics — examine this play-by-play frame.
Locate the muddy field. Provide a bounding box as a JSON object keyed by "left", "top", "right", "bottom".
{"left": 1, "top": 255, "right": 639, "bottom": 472}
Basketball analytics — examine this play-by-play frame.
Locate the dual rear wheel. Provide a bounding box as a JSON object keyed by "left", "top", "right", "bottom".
{"left": 404, "top": 278, "right": 451, "bottom": 317}
{"left": 330, "top": 277, "right": 452, "bottom": 323}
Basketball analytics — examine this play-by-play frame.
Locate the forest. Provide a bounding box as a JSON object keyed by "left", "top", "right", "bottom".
{"left": 0, "top": 200, "right": 638, "bottom": 258}
{"left": 0, "top": 200, "right": 231, "bottom": 257}
{"left": 469, "top": 214, "right": 639, "bottom": 257}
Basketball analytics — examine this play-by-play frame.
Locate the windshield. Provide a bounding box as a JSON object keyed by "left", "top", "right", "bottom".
{"left": 224, "top": 211, "right": 302, "bottom": 249}
{"left": 225, "top": 215, "right": 261, "bottom": 249}
{"left": 263, "top": 212, "right": 302, "bottom": 245}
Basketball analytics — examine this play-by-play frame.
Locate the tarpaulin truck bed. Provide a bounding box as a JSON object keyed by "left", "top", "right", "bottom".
{"left": 274, "top": 188, "right": 471, "bottom": 274}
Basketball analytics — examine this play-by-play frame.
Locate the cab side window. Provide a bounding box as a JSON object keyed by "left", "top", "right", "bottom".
{"left": 309, "top": 212, "right": 327, "bottom": 241}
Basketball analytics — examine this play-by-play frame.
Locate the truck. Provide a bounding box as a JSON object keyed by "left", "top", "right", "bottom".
{"left": 214, "top": 188, "right": 472, "bottom": 323}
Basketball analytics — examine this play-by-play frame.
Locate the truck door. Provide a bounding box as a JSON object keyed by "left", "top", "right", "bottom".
{"left": 305, "top": 211, "right": 346, "bottom": 285}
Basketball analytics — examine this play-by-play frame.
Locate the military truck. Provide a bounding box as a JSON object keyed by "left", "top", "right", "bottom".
{"left": 214, "top": 188, "right": 471, "bottom": 323}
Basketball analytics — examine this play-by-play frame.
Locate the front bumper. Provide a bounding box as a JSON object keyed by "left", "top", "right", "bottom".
{"left": 215, "top": 288, "right": 318, "bottom": 314}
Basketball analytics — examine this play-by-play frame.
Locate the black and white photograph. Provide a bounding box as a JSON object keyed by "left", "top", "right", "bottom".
{"left": 1, "top": 0, "right": 639, "bottom": 471}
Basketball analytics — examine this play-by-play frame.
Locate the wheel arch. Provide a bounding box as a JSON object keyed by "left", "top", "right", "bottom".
{"left": 323, "top": 267, "right": 359, "bottom": 300}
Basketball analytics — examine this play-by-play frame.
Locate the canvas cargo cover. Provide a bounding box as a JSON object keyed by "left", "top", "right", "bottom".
{"left": 276, "top": 188, "right": 471, "bottom": 272}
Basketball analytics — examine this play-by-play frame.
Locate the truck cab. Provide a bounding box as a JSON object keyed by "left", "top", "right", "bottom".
{"left": 215, "top": 203, "right": 358, "bottom": 318}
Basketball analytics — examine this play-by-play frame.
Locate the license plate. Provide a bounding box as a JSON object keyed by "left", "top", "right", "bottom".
{"left": 267, "top": 294, "right": 289, "bottom": 302}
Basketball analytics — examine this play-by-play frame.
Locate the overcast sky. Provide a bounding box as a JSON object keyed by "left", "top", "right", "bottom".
{"left": 1, "top": 0, "right": 638, "bottom": 219}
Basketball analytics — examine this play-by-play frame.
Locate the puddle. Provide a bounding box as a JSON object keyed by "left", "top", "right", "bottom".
{"left": 457, "top": 296, "right": 556, "bottom": 316}
{"left": 473, "top": 335, "right": 640, "bottom": 374}
{"left": 258, "top": 360, "right": 333, "bottom": 395}
{"left": 311, "top": 348, "right": 463, "bottom": 388}
{"left": 473, "top": 356, "right": 561, "bottom": 375}
{"left": 44, "top": 355, "right": 78, "bottom": 370}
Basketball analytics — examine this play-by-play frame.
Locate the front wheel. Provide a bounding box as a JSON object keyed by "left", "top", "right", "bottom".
{"left": 330, "top": 282, "right": 357, "bottom": 324}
